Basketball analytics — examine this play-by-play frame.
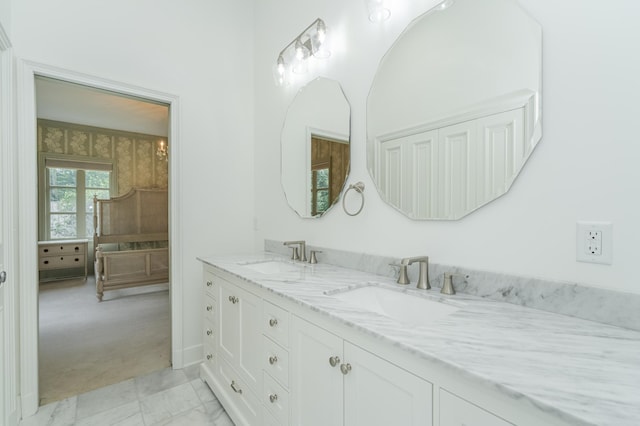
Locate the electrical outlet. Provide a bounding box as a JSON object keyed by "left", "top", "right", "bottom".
{"left": 576, "top": 222, "right": 612, "bottom": 265}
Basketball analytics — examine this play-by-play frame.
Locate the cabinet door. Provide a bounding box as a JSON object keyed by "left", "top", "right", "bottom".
{"left": 291, "top": 316, "right": 344, "bottom": 426}
{"left": 218, "top": 280, "right": 240, "bottom": 364}
{"left": 344, "top": 342, "right": 432, "bottom": 426}
{"left": 440, "top": 389, "right": 513, "bottom": 426}
{"left": 236, "top": 284, "right": 262, "bottom": 392}
{"left": 218, "top": 279, "right": 262, "bottom": 392}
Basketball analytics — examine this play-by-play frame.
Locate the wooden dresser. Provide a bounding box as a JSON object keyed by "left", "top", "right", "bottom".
{"left": 38, "top": 239, "right": 89, "bottom": 281}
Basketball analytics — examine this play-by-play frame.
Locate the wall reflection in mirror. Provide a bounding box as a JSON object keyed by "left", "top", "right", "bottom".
{"left": 367, "top": 0, "right": 542, "bottom": 220}
{"left": 282, "top": 78, "right": 350, "bottom": 218}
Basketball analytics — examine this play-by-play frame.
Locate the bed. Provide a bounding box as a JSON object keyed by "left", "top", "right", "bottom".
{"left": 93, "top": 188, "right": 169, "bottom": 301}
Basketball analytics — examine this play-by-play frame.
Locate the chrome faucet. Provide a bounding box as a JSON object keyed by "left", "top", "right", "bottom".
{"left": 283, "top": 240, "right": 307, "bottom": 262}
{"left": 400, "top": 256, "right": 431, "bottom": 289}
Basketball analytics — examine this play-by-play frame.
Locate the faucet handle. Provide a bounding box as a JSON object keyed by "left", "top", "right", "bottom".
{"left": 309, "top": 250, "right": 322, "bottom": 264}
{"left": 289, "top": 247, "right": 299, "bottom": 261}
{"left": 396, "top": 263, "right": 410, "bottom": 285}
{"left": 441, "top": 273, "right": 468, "bottom": 295}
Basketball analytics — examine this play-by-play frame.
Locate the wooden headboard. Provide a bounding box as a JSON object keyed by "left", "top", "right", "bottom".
{"left": 93, "top": 188, "right": 168, "bottom": 246}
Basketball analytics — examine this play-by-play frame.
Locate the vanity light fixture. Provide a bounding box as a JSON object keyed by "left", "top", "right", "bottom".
{"left": 156, "top": 140, "right": 168, "bottom": 161}
{"left": 274, "top": 18, "right": 331, "bottom": 86}
{"left": 365, "top": 0, "right": 391, "bottom": 22}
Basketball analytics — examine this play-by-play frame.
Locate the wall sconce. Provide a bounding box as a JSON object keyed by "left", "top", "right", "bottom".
{"left": 156, "top": 140, "right": 168, "bottom": 161}
{"left": 365, "top": 0, "right": 391, "bottom": 22}
{"left": 274, "top": 18, "right": 331, "bottom": 86}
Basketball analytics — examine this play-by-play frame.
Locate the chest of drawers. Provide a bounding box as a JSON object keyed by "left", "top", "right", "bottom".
{"left": 38, "top": 239, "right": 89, "bottom": 281}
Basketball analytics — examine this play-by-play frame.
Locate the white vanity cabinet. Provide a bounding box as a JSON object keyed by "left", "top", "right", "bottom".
{"left": 291, "top": 315, "right": 433, "bottom": 426}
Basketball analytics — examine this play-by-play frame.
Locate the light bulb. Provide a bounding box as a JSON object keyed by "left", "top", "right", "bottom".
{"left": 295, "top": 38, "right": 306, "bottom": 60}
{"left": 277, "top": 55, "right": 285, "bottom": 75}
{"left": 366, "top": 0, "right": 390, "bottom": 23}
{"left": 317, "top": 19, "right": 326, "bottom": 44}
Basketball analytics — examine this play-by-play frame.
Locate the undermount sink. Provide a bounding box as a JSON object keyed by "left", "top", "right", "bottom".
{"left": 330, "top": 286, "right": 461, "bottom": 326}
{"left": 241, "top": 260, "right": 306, "bottom": 274}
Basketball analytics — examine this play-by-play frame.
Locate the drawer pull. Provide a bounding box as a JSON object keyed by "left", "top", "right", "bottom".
{"left": 268, "top": 355, "right": 278, "bottom": 365}
{"left": 206, "top": 305, "right": 213, "bottom": 312}
{"left": 329, "top": 356, "right": 340, "bottom": 367}
{"left": 60, "top": 246, "right": 64, "bottom": 250}
{"left": 340, "top": 363, "right": 352, "bottom": 375}
{"left": 206, "top": 354, "right": 213, "bottom": 360}
{"left": 44, "top": 260, "right": 49, "bottom": 265}
{"left": 206, "top": 329, "right": 213, "bottom": 336}
{"left": 269, "top": 318, "right": 278, "bottom": 327}
{"left": 269, "top": 393, "right": 278, "bottom": 403}
{"left": 230, "top": 380, "right": 243, "bottom": 394}
{"left": 75, "top": 258, "right": 79, "bottom": 262}
{"left": 44, "top": 248, "right": 49, "bottom": 253}
{"left": 60, "top": 257, "right": 64, "bottom": 260}
{"left": 228, "top": 295, "right": 239, "bottom": 304}
{"left": 206, "top": 280, "right": 213, "bottom": 287}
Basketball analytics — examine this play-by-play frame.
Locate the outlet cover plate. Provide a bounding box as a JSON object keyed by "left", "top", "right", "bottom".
{"left": 576, "top": 221, "right": 613, "bottom": 265}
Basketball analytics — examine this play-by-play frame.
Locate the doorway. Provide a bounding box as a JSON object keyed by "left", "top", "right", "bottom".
{"left": 17, "top": 61, "right": 184, "bottom": 417}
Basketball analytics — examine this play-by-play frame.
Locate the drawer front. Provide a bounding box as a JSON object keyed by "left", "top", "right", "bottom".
{"left": 262, "top": 336, "right": 289, "bottom": 387}
{"left": 263, "top": 372, "right": 290, "bottom": 425}
{"left": 440, "top": 390, "right": 513, "bottom": 426}
{"left": 203, "top": 342, "right": 216, "bottom": 366}
{"left": 263, "top": 300, "right": 290, "bottom": 348}
{"left": 203, "top": 269, "right": 218, "bottom": 297}
{"left": 203, "top": 318, "right": 216, "bottom": 349}
{"left": 218, "top": 357, "right": 261, "bottom": 425}
{"left": 39, "top": 255, "right": 84, "bottom": 270}
{"left": 204, "top": 293, "right": 216, "bottom": 324}
{"left": 39, "top": 243, "right": 85, "bottom": 256}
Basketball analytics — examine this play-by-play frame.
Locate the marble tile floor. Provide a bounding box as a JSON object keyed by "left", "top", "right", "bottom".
{"left": 19, "top": 365, "right": 234, "bottom": 426}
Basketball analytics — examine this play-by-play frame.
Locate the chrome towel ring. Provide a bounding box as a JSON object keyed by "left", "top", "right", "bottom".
{"left": 342, "top": 181, "right": 365, "bottom": 216}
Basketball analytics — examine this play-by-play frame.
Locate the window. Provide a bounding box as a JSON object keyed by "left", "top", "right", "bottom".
{"left": 311, "top": 167, "right": 330, "bottom": 216}
{"left": 42, "top": 158, "right": 113, "bottom": 240}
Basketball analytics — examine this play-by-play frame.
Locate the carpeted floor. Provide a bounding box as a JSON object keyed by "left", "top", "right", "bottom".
{"left": 38, "top": 277, "right": 171, "bottom": 406}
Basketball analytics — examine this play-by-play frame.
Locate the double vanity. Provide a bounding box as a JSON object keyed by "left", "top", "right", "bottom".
{"left": 198, "top": 249, "right": 640, "bottom": 426}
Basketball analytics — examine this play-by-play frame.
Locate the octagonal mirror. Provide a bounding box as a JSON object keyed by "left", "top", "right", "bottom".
{"left": 367, "top": 0, "right": 542, "bottom": 220}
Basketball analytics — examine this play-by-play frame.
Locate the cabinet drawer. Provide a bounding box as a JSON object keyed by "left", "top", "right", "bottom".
{"left": 203, "top": 319, "right": 216, "bottom": 348}
{"left": 263, "top": 372, "right": 290, "bottom": 425}
{"left": 39, "top": 255, "right": 84, "bottom": 270}
{"left": 263, "top": 300, "right": 289, "bottom": 347}
{"left": 440, "top": 389, "right": 513, "bottom": 426}
{"left": 218, "top": 357, "right": 261, "bottom": 425}
{"left": 204, "top": 293, "right": 216, "bottom": 323}
{"left": 262, "top": 336, "right": 289, "bottom": 387}
{"left": 203, "top": 342, "right": 216, "bottom": 366}
{"left": 39, "top": 243, "right": 85, "bottom": 256}
{"left": 203, "top": 270, "right": 218, "bottom": 297}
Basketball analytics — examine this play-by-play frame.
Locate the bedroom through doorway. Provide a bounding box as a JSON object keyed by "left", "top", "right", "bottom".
{"left": 34, "top": 76, "right": 172, "bottom": 405}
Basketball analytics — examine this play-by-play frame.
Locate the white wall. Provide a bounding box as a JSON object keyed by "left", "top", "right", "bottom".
{"left": 254, "top": 0, "right": 640, "bottom": 294}
{"left": 11, "top": 0, "right": 256, "bottom": 363}
{"left": 0, "top": 0, "right": 11, "bottom": 39}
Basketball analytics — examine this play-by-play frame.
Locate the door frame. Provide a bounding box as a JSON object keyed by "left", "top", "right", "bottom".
{"left": 16, "top": 60, "right": 184, "bottom": 416}
{"left": 0, "top": 21, "right": 18, "bottom": 426}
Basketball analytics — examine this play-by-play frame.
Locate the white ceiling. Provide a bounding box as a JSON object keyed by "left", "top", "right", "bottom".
{"left": 35, "top": 77, "right": 169, "bottom": 137}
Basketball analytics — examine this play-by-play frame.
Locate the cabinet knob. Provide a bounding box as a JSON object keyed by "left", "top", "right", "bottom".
{"left": 206, "top": 305, "right": 213, "bottom": 312}
{"left": 329, "top": 356, "right": 340, "bottom": 367}
{"left": 228, "top": 295, "right": 239, "bottom": 304}
{"left": 340, "top": 363, "right": 352, "bottom": 375}
{"left": 206, "top": 280, "right": 213, "bottom": 287}
{"left": 269, "top": 356, "right": 278, "bottom": 365}
{"left": 269, "top": 393, "right": 278, "bottom": 403}
{"left": 230, "top": 380, "right": 243, "bottom": 394}
{"left": 206, "top": 329, "right": 213, "bottom": 336}
{"left": 44, "top": 248, "right": 49, "bottom": 253}
{"left": 269, "top": 318, "right": 278, "bottom": 327}
{"left": 206, "top": 354, "right": 213, "bottom": 360}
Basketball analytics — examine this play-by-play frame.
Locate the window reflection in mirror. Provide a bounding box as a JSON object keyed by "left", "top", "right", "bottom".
{"left": 281, "top": 78, "right": 351, "bottom": 218}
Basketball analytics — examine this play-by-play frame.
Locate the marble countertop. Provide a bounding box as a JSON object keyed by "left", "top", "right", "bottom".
{"left": 198, "top": 252, "right": 640, "bottom": 426}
